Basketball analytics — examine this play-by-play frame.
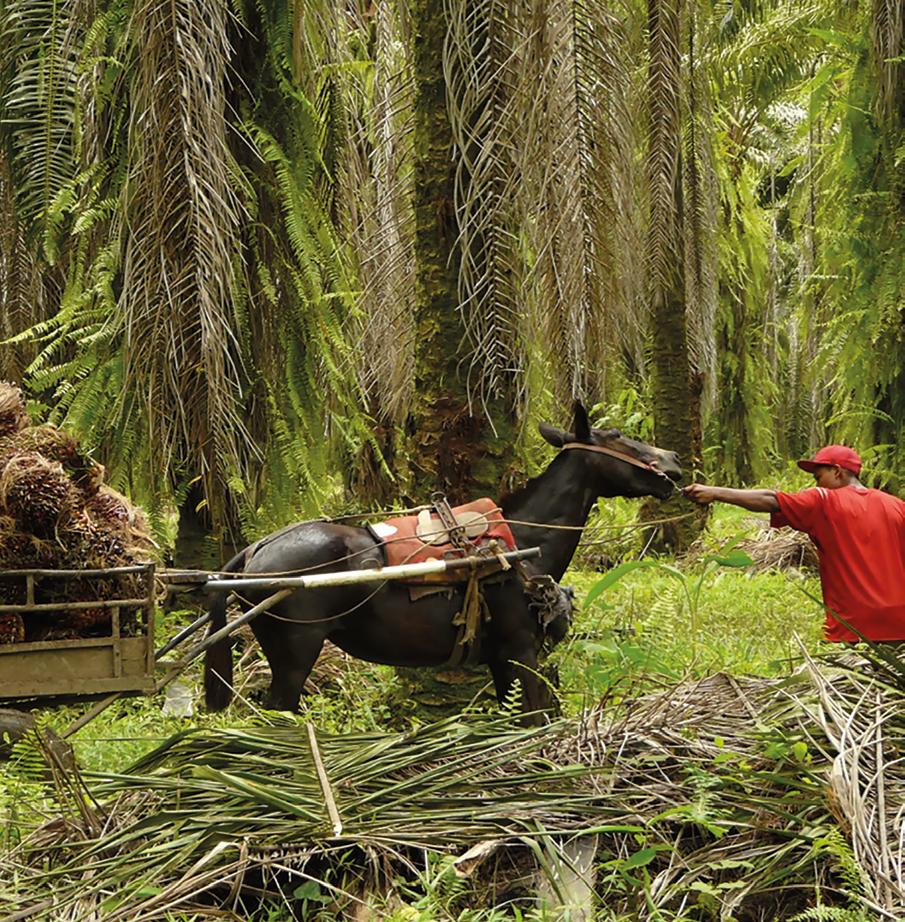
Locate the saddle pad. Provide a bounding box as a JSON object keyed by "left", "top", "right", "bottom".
{"left": 374, "top": 498, "right": 517, "bottom": 569}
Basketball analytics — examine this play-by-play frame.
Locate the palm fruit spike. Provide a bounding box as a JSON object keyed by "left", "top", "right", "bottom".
{"left": 0, "top": 452, "right": 75, "bottom": 537}
{"left": 0, "top": 612, "right": 25, "bottom": 644}
{"left": 73, "top": 460, "right": 105, "bottom": 499}
{"left": 0, "top": 383, "right": 28, "bottom": 438}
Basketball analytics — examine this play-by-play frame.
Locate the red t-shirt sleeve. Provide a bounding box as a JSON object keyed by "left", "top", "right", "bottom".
{"left": 770, "top": 488, "right": 827, "bottom": 534}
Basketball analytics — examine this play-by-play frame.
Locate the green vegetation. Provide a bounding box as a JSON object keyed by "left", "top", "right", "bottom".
{"left": 1, "top": 0, "right": 903, "bottom": 548}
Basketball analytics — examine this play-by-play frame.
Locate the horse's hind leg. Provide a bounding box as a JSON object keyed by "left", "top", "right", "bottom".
{"left": 253, "top": 616, "right": 325, "bottom": 712}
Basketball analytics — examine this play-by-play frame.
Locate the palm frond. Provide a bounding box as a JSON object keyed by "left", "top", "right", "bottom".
{"left": 0, "top": 0, "right": 84, "bottom": 242}
{"left": 7, "top": 659, "right": 905, "bottom": 917}
{"left": 683, "top": 7, "right": 718, "bottom": 409}
{"left": 0, "top": 148, "right": 46, "bottom": 379}
{"left": 871, "top": 0, "right": 904, "bottom": 127}
{"left": 341, "top": 0, "right": 418, "bottom": 427}
{"left": 445, "top": 0, "right": 526, "bottom": 414}
{"left": 645, "top": 0, "right": 683, "bottom": 308}
{"left": 118, "top": 0, "right": 250, "bottom": 535}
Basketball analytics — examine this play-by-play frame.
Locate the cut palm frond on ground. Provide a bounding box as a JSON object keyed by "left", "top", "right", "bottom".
{"left": 2, "top": 652, "right": 902, "bottom": 919}
{"left": 687, "top": 521, "right": 819, "bottom": 574}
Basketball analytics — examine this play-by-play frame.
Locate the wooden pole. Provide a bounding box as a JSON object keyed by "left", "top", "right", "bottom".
{"left": 205, "top": 546, "right": 540, "bottom": 593}
{"left": 155, "top": 588, "right": 294, "bottom": 694}
{"left": 154, "top": 609, "right": 214, "bottom": 658}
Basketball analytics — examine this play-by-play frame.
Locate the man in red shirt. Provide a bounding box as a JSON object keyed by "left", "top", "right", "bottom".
{"left": 683, "top": 445, "right": 905, "bottom": 642}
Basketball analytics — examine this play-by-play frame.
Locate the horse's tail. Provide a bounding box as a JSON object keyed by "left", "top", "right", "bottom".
{"left": 203, "top": 548, "right": 247, "bottom": 711}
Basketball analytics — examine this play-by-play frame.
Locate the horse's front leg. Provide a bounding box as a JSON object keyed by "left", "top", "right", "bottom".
{"left": 253, "top": 615, "right": 325, "bottom": 712}
{"left": 488, "top": 645, "right": 552, "bottom": 725}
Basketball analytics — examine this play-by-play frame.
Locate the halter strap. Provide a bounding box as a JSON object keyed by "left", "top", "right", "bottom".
{"left": 561, "top": 441, "right": 663, "bottom": 475}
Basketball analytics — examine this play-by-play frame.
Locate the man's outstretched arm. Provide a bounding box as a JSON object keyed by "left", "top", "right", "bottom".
{"left": 682, "top": 483, "right": 780, "bottom": 513}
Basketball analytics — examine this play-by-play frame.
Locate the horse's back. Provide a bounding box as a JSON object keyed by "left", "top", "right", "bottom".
{"left": 245, "top": 521, "right": 380, "bottom": 576}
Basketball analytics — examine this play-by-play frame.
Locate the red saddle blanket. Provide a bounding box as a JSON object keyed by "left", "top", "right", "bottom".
{"left": 371, "top": 498, "right": 517, "bottom": 569}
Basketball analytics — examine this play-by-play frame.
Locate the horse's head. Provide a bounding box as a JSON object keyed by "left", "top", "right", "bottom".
{"left": 539, "top": 402, "right": 682, "bottom": 500}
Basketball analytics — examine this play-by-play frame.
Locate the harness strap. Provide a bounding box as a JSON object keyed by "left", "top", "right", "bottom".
{"left": 561, "top": 441, "right": 662, "bottom": 474}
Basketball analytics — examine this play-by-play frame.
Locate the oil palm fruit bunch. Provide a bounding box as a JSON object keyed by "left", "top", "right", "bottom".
{"left": 0, "top": 612, "right": 25, "bottom": 644}
{"left": 0, "top": 522, "right": 55, "bottom": 569}
{"left": 0, "top": 425, "right": 105, "bottom": 501}
{"left": 0, "top": 525, "right": 54, "bottom": 608}
{"left": 86, "top": 487, "right": 156, "bottom": 558}
{"left": 46, "top": 577, "right": 110, "bottom": 634}
{"left": 0, "top": 382, "right": 28, "bottom": 438}
{"left": 0, "top": 383, "right": 157, "bottom": 642}
{"left": 0, "top": 452, "right": 76, "bottom": 537}
{"left": 56, "top": 513, "right": 119, "bottom": 569}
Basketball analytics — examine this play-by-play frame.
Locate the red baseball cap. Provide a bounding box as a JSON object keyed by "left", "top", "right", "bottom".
{"left": 797, "top": 445, "right": 862, "bottom": 475}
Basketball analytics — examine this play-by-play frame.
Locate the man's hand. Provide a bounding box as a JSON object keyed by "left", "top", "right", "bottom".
{"left": 682, "top": 483, "right": 719, "bottom": 505}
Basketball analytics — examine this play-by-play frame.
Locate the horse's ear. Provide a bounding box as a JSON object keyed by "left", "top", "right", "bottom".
{"left": 539, "top": 422, "right": 570, "bottom": 447}
{"left": 572, "top": 401, "right": 591, "bottom": 442}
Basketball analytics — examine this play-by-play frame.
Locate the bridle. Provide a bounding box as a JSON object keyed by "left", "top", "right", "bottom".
{"left": 562, "top": 441, "right": 673, "bottom": 484}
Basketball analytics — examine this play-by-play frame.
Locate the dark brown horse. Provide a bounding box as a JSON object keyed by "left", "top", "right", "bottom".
{"left": 204, "top": 404, "right": 682, "bottom": 716}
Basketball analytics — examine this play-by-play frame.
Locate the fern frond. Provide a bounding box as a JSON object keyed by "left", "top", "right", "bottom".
{"left": 0, "top": 0, "right": 84, "bottom": 239}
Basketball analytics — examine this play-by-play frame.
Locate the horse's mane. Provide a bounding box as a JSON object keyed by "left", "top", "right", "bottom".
{"left": 499, "top": 452, "right": 566, "bottom": 514}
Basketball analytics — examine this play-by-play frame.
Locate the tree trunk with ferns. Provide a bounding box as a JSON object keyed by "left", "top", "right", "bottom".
{"left": 398, "top": 0, "right": 519, "bottom": 711}
{"left": 644, "top": 0, "right": 705, "bottom": 550}
{"left": 407, "top": 0, "right": 515, "bottom": 505}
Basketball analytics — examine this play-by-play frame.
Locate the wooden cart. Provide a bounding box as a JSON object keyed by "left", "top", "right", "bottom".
{"left": 0, "top": 546, "right": 540, "bottom": 736}
{"left": 0, "top": 564, "right": 156, "bottom": 699}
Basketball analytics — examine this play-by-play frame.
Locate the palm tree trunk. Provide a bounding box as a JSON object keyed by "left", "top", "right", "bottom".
{"left": 408, "top": 0, "right": 515, "bottom": 504}
{"left": 645, "top": 0, "right": 705, "bottom": 549}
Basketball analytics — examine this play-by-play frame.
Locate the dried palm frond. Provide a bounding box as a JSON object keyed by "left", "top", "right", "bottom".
{"left": 801, "top": 648, "right": 905, "bottom": 914}
{"left": 738, "top": 525, "right": 820, "bottom": 572}
{"left": 0, "top": 381, "right": 29, "bottom": 438}
{"left": 7, "top": 656, "right": 905, "bottom": 919}
{"left": 445, "top": 0, "right": 640, "bottom": 413}
{"left": 345, "top": 0, "right": 418, "bottom": 427}
{"left": 118, "top": 0, "right": 251, "bottom": 536}
{"left": 645, "top": 0, "right": 683, "bottom": 311}
{"left": 682, "top": 8, "right": 719, "bottom": 411}
{"left": 5, "top": 715, "right": 586, "bottom": 919}
{"left": 520, "top": 0, "right": 642, "bottom": 405}
{"left": 444, "top": 0, "right": 525, "bottom": 412}
{"left": 685, "top": 521, "right": 820, "bottom": 572}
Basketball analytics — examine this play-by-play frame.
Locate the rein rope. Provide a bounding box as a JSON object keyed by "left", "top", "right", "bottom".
{"left": 203, "top": 442, "right": 680, "bottom": 582}
{"left": 198, "top": 511, "right": 696, "bottom": 583}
